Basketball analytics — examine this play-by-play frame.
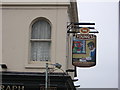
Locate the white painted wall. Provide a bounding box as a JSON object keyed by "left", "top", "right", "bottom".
{"left": 74, "top": 1, "right": 119, "bottom": 88}
{"left": 1, "top": 0, "right": 69, "bottom": 3}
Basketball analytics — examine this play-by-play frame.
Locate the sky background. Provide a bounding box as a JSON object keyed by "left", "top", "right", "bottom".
{"left": 74, "top": 0, "right": 119, "bottom": 88}
{"left": 77, "top": 0, "right": 119, "bottom": 2}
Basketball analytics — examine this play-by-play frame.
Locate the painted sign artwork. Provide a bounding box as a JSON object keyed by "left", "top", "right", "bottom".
{"left": 72, "top": 34, "right": 96, "bottom": 67}
{"left": 72, "top": 39, "right": 86, "bottom": 54}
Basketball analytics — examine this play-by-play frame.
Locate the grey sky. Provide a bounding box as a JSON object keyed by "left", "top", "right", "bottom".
{"left": 75, "top": 0, "right": 119, "bottom": 88}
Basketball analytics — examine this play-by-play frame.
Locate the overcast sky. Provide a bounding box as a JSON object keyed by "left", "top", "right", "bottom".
{"left": 77, "top": 0, "right": 119, "bottom": 2}
{"left": 75, "top": 0, "right": 119, "bottom": 88}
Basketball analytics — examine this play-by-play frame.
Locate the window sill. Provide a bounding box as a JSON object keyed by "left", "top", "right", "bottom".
{"left": 25, "top": 65, "right": 46, "bottom": 69}
{"left": 25, "top": 61, "right": 53, "bottom": 69}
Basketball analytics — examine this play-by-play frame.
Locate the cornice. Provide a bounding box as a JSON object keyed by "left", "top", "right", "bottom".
{"left": 1, "top": 2, "right": 70, "bottom": 6}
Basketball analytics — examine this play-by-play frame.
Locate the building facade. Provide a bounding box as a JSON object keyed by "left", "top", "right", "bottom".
{"left": 0, "top": 1, "right": 78, "bottom": 89}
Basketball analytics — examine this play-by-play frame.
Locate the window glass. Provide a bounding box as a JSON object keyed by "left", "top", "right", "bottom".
{"left": 31, "top": 20, "right": 51, "bottom": 39}
{"left": 31, "top": 19, "right": 51, "bottom": 61}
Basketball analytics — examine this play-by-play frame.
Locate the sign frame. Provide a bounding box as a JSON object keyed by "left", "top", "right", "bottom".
{"left": 72, "top": 28, "right": 97, "bottom": 67}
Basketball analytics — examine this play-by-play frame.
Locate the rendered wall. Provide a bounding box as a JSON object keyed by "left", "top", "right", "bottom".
{"left": 2, "top": 5, "right": 68, "bottom": 72}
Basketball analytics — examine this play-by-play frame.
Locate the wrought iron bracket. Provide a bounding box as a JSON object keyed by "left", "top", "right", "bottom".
{"left": 67, "top": 22, "right": 99, "bottom": 34}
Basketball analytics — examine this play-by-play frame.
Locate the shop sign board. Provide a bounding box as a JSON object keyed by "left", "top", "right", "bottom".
{"left": 72, "top": 28, "right": 96, "bottom": 67}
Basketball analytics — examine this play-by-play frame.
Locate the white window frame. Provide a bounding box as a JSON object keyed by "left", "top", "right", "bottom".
{"left": 25, "top": 17, "right": 53, "bottom": 69}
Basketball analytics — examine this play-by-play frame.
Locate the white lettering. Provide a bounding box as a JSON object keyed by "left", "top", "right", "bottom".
{"left": 6, "top": 86, "right": 11, "bottom": 90}
{"left": 78, "top": 34, "right": 94, "bottom": 40}
{"left": 12, "top": 86, "right": 17, "bottom": 90}
{"left": 18, "top": 86, "right": 24, "bottom": 90}
{"left": 0, "top": 85, "right": 24, "bottom": 90}
{"left": 1, "top": 85, "right": 5, "bottom": 90}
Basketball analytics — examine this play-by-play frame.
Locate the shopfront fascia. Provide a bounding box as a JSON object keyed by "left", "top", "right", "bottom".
{"left": 0, "top": 71, "right": 76, "bottom": 90}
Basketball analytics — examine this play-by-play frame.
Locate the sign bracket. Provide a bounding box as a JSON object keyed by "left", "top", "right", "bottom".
{"left": 67, "top": 22, "right": 99, "bottom": 34}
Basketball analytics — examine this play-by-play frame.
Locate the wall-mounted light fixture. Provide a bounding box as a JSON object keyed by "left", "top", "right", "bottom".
{"left": 0, "top": 64, "right": 7, "bottom": 69}
{"left": 0, "top": 64, "right": 7, "bottom": 71}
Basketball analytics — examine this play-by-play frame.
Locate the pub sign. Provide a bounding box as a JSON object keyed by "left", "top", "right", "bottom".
{"left": 72, "top": 28, "right": 96, "bottom": 67}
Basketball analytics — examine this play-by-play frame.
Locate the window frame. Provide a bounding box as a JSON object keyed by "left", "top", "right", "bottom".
{"left": 31, "top": 17, "right": 52, "bottom": 62}
{"left": 26, "top": 17, "right": 53, "bottom": 68}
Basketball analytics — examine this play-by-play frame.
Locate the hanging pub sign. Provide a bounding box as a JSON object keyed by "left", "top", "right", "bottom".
{"left": 72, "top": 28, "right": 96, "bottom": 67}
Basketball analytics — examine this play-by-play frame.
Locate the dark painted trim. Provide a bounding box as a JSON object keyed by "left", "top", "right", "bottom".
{"left": 0, "top": 71, "right": 76, "bottom": 90}
{"left": 76, "top": 88, "right": 118, "bottom": 90}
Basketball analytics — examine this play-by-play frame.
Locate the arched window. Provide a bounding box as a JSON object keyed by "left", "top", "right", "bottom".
{"left": 31, "top": 18, "right": 51, "bottom": 61}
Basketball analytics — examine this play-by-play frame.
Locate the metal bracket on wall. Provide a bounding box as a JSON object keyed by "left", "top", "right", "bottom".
{"left": 67, "top": 22, "right": 99, "bottom": 34}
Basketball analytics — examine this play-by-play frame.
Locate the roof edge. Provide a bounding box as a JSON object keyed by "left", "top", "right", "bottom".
{"left": 1, "top": 2, "right": 70, "bottom": 6}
